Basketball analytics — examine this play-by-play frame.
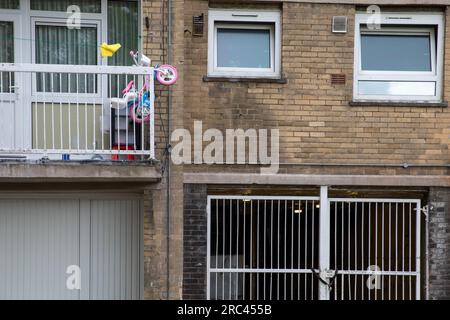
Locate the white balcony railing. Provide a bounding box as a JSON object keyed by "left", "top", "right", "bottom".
{"left": 0, "top": 63, "right": 155, "bottom": 161}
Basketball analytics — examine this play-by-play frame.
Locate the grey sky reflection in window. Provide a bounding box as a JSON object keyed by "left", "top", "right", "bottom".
{"left": 217, "top": 28, "right": 270, "bottom": 68}
{"left": 361, "top": 34, "right": 431, "bottom": 71}
{"left": 359, "top": 81, "right": 435, "bottom": 96}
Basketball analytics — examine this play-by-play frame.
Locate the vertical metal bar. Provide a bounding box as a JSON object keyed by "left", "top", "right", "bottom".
{"left": 124, "top": 75, "right": 128, "bottom": 154}
{"left": 50, "top": 74, "right": 54, "bottom": 150}
{"left": 277, "top": 200, "right": 280, "bottom": 300}
{"left": 92, "top": 80, "right": 96, "bottom": 151}
{"left": 297, "top": 200, "right": 301, "bottom": 300}
{"left": 354, "top": 202, "right": 358, "bottom": 300}
{"left": 389, "top": 202, "right": 392, "bottom": 300}
{"left": 382, "top": 202, "right": 385, "bottom": 300}
{"left": 250, "top": 200, "right": 253, "bottom": 300}
{"left": 206, "top": 198, "right": 211, "bottom": 300}
{"left": 43, "top": 74, "right": 46, "bottom": 150}
{"left": 319, "top": 186, "right": 330, "bottom": 300}
{"left": 402, "top": 203, "right": 405, "bottom": 300}
{"left": 256, "top": 200, "right": 260, "bottom": 300}
{"left": 415, "top": 201, "right": 421, "bottom": 300}
{"left": 222, "top": 199, "right": 225, "bottom": 299}
{"left": 270, "top": 200, "right": 273, "bottom": 300}
{"left": 85, "top": 73, "right": 88, "bottom": 150}
{"left": 236, "top": 200, "right": 239, "bottom": 299}
{"left": 348, "top": 202, "right": 351, "bottom": 300}
{"left": 215, "top": 199, "right": 218, "bottom": 300}
{"left": 229, "top": 199, "right": 232, "bottom": 299}
{"left": 368, "top": 202, "right": 371, "bottom": 300}
{"left": 149, "top": 71, "right": 155, "bottom": 158}
{"left": 341, "top": 202, "right": 344, "bottom": 300}
{"left": 59, "top": 74, "right": 63, "bottom": 149}
{"left": 304, "top": 200, "right": 307, "bottom": 300}
{"left": 395, "top": 202, "right": 398, "bottom": 300}
{"left": 141, "top": 75, "right": 145, "bottom": 154}
{"left": 34, "top": 73, "right": 39, "bottom": 150}
{"left": 68, "top": 75, "right": 71, "bottom": 151}
{"left": 334, "top": 202, "right": 337, "bottom": 300}
{"left": 108, "top": 75, "right": 112, "bottom": 153}
{"left": 312, "top": 199, "right": 316, "bottom": 300}
{"left": 291, "top": 200, "right": 294, "bottom": 300}
{"left": 243, "top": 200, "right": 246, "bottom": 300}
{"left": 76, "top": 73, "right": 80, "bottom": 150}
{"left": 263, "top": 200, "right": 266, "bottom": 300}
{"left": 375, "top": 203, "right": 378, "bottom": 300}
{"left": 100, "top": 73, "right": 104, "bottom": 151}
{"left": 116, "top": 75, "right": 120, "bottom": 153}
{"left": 284, "top": 200, "right": 287, "bottom": 300}
{"left": 362, "top": 202, "right": 364, "bottom": 300}
{"left": 409, "top": 203, "right": 412, "bottom": 300}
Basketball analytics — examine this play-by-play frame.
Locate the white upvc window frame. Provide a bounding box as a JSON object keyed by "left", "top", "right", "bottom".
{"left": 353, "top": 12, "right": 444, "bottom": 103}
{"left": 30, "top": 17, "right": 102, "bottom": 98}
{"left": 208, "top": 9, "right": 281, "bottom": 79}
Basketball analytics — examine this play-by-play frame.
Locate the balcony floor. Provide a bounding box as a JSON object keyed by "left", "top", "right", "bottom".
{"left": 0, "top": 159, "right": 161, "bottom": 183}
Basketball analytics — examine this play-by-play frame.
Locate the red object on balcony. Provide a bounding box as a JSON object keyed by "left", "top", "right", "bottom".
{"left": 111, "top": 145, "right": 136, "bottom": 161}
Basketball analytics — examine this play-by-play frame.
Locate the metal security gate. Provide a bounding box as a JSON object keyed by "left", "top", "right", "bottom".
{"left": 328, "top": 198, "right": 421, "bottom": 300}
{"left": 207, "top": 189, "right": 422, "bottom": 300}
{"left": 207, "top": 196, "right": 320, "bottom": 300}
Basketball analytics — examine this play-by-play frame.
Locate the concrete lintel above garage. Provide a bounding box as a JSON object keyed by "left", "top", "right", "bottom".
{"left": 184, "top": 173, "right": 450, "bottom": 187}
{"left": 0, "top": 161, "right": 162, "bottom": 183}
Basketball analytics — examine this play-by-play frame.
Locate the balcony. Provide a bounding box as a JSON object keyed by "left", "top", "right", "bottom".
{"left": 0, "top": 63, "right": 155, "bottom": 162}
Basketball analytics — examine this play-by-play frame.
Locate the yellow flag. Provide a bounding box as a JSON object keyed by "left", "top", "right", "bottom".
{"left": 100, "top": 43, "right": 122, "bottom": 57}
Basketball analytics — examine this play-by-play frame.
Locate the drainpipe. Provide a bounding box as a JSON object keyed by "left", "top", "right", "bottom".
{"left": 166, "top": 0, "right": 173, "bottom": 300}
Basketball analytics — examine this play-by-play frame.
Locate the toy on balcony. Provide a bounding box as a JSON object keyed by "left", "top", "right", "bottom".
{"left": 109, "top": 51, "right": 178, "bottom": 124}
{"left": 112, "top": 79, "right": 152, "bottom": 123}
{"left": 129, "top": 50, "right": 178, "bottom": 86}
{"left": 100, "top": 42, "right": 122, "bottom": 57}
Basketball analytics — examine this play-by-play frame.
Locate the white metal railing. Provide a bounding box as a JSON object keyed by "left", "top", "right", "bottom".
{"left": 0, "top": 63, "right": 155, "bottom": 160}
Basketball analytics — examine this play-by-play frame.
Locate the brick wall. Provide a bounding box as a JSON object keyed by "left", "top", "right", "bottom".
{"left": 428, "top": 187, "right": 450, "bottom": 300}
{"left": 183, "top": 2, "right": 450, "bottom": 173}
{"left": 183, "top": 184, "right": 208, "bottom": 300}
{"left": 142, "top": 0, "right": 185, "bottom": 299}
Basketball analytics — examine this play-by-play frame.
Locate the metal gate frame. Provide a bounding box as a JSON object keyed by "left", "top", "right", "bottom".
{"left": 325, "top": 187, "right": 421, "bottom": 300}
{"left": 207, "top": 195, "right": 320, "bottom": 300}
{"left": 206, "top": 187, "right": 422, "bottom": 300}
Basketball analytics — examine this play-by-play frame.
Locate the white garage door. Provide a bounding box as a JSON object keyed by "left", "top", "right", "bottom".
{"left": 0, "top": 196, "right": 142, "bottom": 300}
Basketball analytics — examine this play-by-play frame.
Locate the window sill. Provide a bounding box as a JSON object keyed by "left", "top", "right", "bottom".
{"left": 203, "top": 75, "right": 287, "bottom": 84}
{"left": 349, "top": 100, "right": 448, "bottom": 108}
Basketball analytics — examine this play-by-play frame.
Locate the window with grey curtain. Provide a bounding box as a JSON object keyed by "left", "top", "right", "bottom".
{"left": 108, "top": 0, "right": 139, "bottom": 97}
{"left": 0, "top": 21, "right": 14, "bottom": 92}
{"left": 31, "top": 0, "right": 101, "bottom": 13}
{"left": 0, "top": 0, "right": 19, "bottom": 9}
{"left": 35, "top": 25, "right": 98, "bottom": 93}
{"left": 30, "top": 0, "right": 139, "bottom": 94}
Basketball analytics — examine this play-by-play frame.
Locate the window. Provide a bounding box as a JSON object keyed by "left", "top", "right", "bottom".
{"left": 0, "top": 20, "right": 14, "bottom": 92}
{"left": 0, "top": 0, "right": 19, "bottom": 9}
{"left": 18, "top": 0, "right": 140, "bottom": 93}
{"left": 208, "top": 9, "right": 281, "bottom": 78}
{"left": 354, "top": 13, "right": 444, "bottom": 102}
{"left": 30, "top": 0, "right": 101, "bottom": 13}
{"left": 33, "top": 20, "right": 99, "bottom": 93}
